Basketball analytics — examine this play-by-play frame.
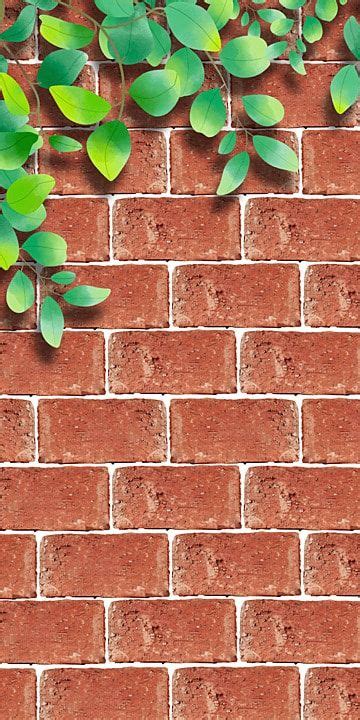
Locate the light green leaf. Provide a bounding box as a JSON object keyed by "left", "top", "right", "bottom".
{"left": 190, "top": 88, "right": 226, "bottom": 137}
{"left": 280, "top": 0, "right": 305, "bottom": 7}
{"left": 208, "top": 0, "right": 233, "bottom": 30}
{"left": 51, "top": 270, "right": 76, "bottom": 285}
{"left": 49, "top": 85, "right": 111, "bottom": 124}
{"left": 166, "top": 48, "right": 204, "bottom": 97}
{"left": 258, "top": 8, "right": 286, "bottom": 22}
{"left": 129, "top": 69, "right": 180, "bottom": 116}
{"left": 63, "top": 285, "right": 111, "bottom": 306}
{"left": 0, "top": 6, "right": 36, "bottom": 42}
{"left": 253, "top": 134, "right": 298, "bottom": 171}
{"left": 230, "top": 0, "right": 240, "bottom": 19}
{"left": 218, "top": 130, "right": 236, "bottom": 154}
{"left": 330, "top": 65, "right": 360, "bottom": 113}
{"left": 0, "top": 167, "right": 27, "bottom": 189}
{"left": 220, "top": 36, "right": 270, "bottom": 77}
{"left": 22, "top": 231, "right": 67, "bottom": 266}
{"left": 2, "top": 201, "right": 46, "bottom": 232}
{"left": 0, "top": 131, "right": 36, "bottom": 170}
{"left": 217, "top": 151, "right": 250, "bottom": 195}
{"left": 0, "top": 215, "right": 19, "bottom": 270}
{"left": 0, "top": 101, "right": 28, "bottom": 131}
{"left": 289, "top": 49, "right": 306, "bottom": 74}
{"left": 296, "top": 37, "right": 307, "bottom": 52}
{"left": 241, "top": 10, "right": 250, "bottom": 26}
{"left": 315, "top": 0, "right": 338, "bottom": 21}
{"left": 267, "top": 40, "right": 288, "bottom": 58}
{"left": 270, "top": 18, "right": 294, "bottom": 35}
{"left": 146, "top": 20, "right": 171, "bottom": 66}
{"left": 49, "top": 134, "right": 83, "bottom": 153}
{"left": 40, "top": 296, "right": 64, "bottom": 348}
{"left": 302, "top": 15, "right": 323, "bottom": 42}
{"left": 37, "top": 49, "right": 88, "bottom": 88}
{"left": 248, "top": 20, "right": 261, "bottom": 36}
{"left": 165, "top": 2, "right": 221, "bottom": 52}
{"left": 99, "top": 5, "right": 154, "bottom": 64}
{"left": 39, "top": 14, "right": 95, "bottom": 49}
{"left": 344, "top": 16, "right": 360, "bottom": 59}
{"left": 0, "top": 73, "right": 30, "bottom": 116}
{"left": 95, "top": 0, "right": 134, "bottom": 16}
{"left": 86, "top": 120, "right": 131, "bottom": 180}
{"left": 6, "top": 174, "right": 55, "bottom": 215}
{"left": 6, "top": 270, "right": 34, "bottom": 313}
{"left": 242, "top": 94, "right": 284, "bottom": 126}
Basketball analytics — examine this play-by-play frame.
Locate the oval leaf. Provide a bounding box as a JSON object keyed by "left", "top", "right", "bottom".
{"left": 6, "top": 270, "right": 34, "bottom": 314}
{"left": 0, "top": 132, "right": 35, "bottom": 170}
{"left": 2, "top": 201, "right": 46, "bottom": 232}
{"left": 0, "top": 73, "right": 30, "bottom": 116}
{"left": 0, "top": 167, "right": 27, "bottom": 190}
{"left": 49, "top": 134, "right": 83, "bottom": 153}
{"left": 0, "top": 6, "right": 36, "bottom": 42}
{"left": 190, "top": 88, "right": 227, "bottom": 137}
{"left": 218, "top": 130, "right": 237, "bottom": 154}
{"left": 51, "top": 270, "right": 76, "bottom": 285}
{"left": 0, "top": 100, "right": 28, "bottom": 132}
{"left": 22, "top": 231, "right": 67, "bottom": 266}
{"left": 6, "top": 174, "right": 55, "bottom": 215}
{"left": 289, "top": 49, "right": 306, "bottom": 75}
{"left": 208, "top": 0, "right": 233, "bottom": 30}
{"left": 257, "top": 8, "right": 286, "bottom": 21}
{"left": 86, "top": 120, "right": 131, "bottom": 180}
{"left": 315, "top": 0, "right": 338, "bottom": 21}
{"left": 270, "top": 18, "right": 294, "bottom": 35}
{"left": 95, "top": 0, "right": 134, "bottom": 16}
{"left": 165, "top": 2, "right": 221, "bottom": 52}
{"left": 40, "top": 296, "right": 64, "bottom": 348}
{"left": 49, "top": 85, "right": 111, "bottom": 124}
{"left": 0, "top": 215, "right": 19, "bottom": 270}
{"left": 267, "top": 40, "right": 288, "bottom": 58}
{"left": 242, "top": 94, "right": 284, "bottom": 126}
{"left": 303, "top": 15, "right": 323, "bottom": 42}
{"left": 129, "top": 69, "right": 180, "bottom": 116}
{"left": 147, "top": 20, "right": 171, "bottom": 67}
{"left": 330, "top": 65, "right": 360, "bottom": 114}
{"left": 63, "top": 285, "right": 111, "bottom": 307}
{"left": 39, "top": 14, "right": 95, "bottom": 49}
{"left": 166, "top": 48, "right": 204, "bottom": 97}
{"left": 344, "top": 16, "right": 360, "bottom": 59}
{"left": 37, "top": 49, "right": 88, "bottom": 88}
{"left": 99, "top": 5, "right": 154, "bottom": 64}
{"left": 217, "top": 150, "right": 250, "bottom": 195}
{"left": 253, "top": 134, "right": 298, "bottom": 171}
{"left": 220, "top": 36, "right": 270, "bottom": 78}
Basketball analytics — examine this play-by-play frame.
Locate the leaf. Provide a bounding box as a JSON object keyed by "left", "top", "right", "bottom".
{"left": 26, "top": 0, "right": 59, "bottom": 8}
{"left": 0, "top": 101, "right": 28, "bottom": 131}
{"left": 315, "top": 0, "right": 338, "bottom": 21}
{"left": 129, "top": 69, "right": 180, "bottom": 116}
{"left": 6, "top": 270, "right": 34, "bottom": 313}
{"left": 253, "top": 134, "right": 298, "bottom": 171}
{"left": 6, "top": 174, "right": 55, "bottom": 214}
{"left": 99, "top": 5, "right": 154, "bottom": 64}
{"left": 22, "top": 231, "right": 67, "bottom": 266}
{"left": 330, "top": 65, "right": 360, "bottom": 114}
{"left": 0, "top": 215, "right": 19, "bottom": 270}
{"left": 190, "top": 88, "right": 227, "bottom": 137}
{"left": 267, "top": 40, "right": 288, "bottom": 58}
{"left": 0, "top": 55, "right": 8, "bottom": 73}
{"left": 289, "top": 49, "right": 306, "bottom": 74}
{"left": 0, "top": 131, "right": 36, "bottom": 170}
{"left": 0, "top": 167, "right": 27, "bottom": 189}
{"left": 344, "top": 16, "right": 360, "bottom": 59}
{"left": 241, "top": 11, "right": 250, "bottom": 26}
{"left": 95, "top": 0, "right": 134, "bottom": 16}
{"left": 296, "top": 37, "right": 307, "bottom": 53}
{"left": 248, "top": 20, "right": 261, "bottom": 36}
{"left": 216, "top": 151, "right": 250, "bottom": 195}
{"left": 258, "top": 8, "right": 286, "bottom": 22}
{"left": 2, "top": 201, "right": 46, "bottom": 232}
{"left": 207, "top": 0, "right": 233, "bottom": 30}
{"left": 220, "top": 36, "right": 270, "bottom": 78}
{"left": 270, "top": 18, "right": 294, "bottom": 35}
{"left": 218, "top": 130, "right": 236, "bottom": 154}
{"left": 0, "top": 73, "right": 30, "bottom": 116}
{"left": 63, "top": 285, "right": 111, "bottom": 306}
{"left": 280, "top": 0, "right": 305, "bottom": 7}
{"left": 51, "top": 270, "right": 76, "bottom": 285}
{"left": 49, "top": 85, "right": 111, "bottom": 124}
{"left": 302, "top": 15, "right": 323, "bottom": 42}
{"left": 146, "top": 20, "right": 171, "bottom": 66}
{"left": 166, "top": 48, "right": 204, "bottom": 97}
{"left": 86, "top": 120, "right": 131, "bottom": 180}
{"left": 230, "top": 0, "right": 240, "bottom": 19}
{"left": 40, "top": 296, "right": 64, "bottom": 348}
{"left": 0, "top": 6, "right": 36, "bottom": 42}
{"left": 37, "top": 49, "right": 88, "bottom": 88}
{"left": 165, "top": 2, "right": 221, "bottom": 52}
{"left": 242, "top": 94, "right": 285, "bottom": 126}
{"left": 18, "top": 126, "right": 43, "bottom": 154}
{"left": 49, "top": 134, "right": 83, "bottom": 153}
{"left": 39, "top": 14, "right": 95, "bottom": 49}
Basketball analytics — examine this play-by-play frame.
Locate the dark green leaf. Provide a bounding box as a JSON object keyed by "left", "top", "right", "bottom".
{"left": 25, "top": 0, "right": 59, "bottom": 9}
{"left": 6, "top": 174, "right": 55, "bottom": 214}
{"left": 166, "top": 48, "right": 204, "bottom": 97}
{"left": 95, "top": 0, "right": 134, "bottom": 16}
{"left": 248, "top": 20, "right": 261, "bottom": 36}
{"left": 253, "top": 134, "right": 298, "bottom": 171}
{"left": 49, "top": 85, "right": 111, "bottom": 124}
{"left": 51, "top": 270, "right": 76, "bottom": 285}
{"left": 22, "top": 231, "right": 67, "bottom": 266}
{"left": 129, "top": 69, "right": 180, "bottom": 116}
{"left": 165, "top": 2, "right": 221, "bottom": 51}
{"left": 63, "top": 285, "right": 111, "bottom": 306}
{"left": 37, "top": 49, "right": 88, "bottom": 88}
{"left": 6, "top": 270, "right": 34, "bottom": 313}
{"left": 147, "top": 21, "right": 171, "bottom": 66}
{"left": 86, "top": 120, "right": 131, "bottom": 179}
{"left": 2, "top": 201, "right": 46, "bottom": 232}
{"left": 0, "top": 215, "right": 19, "bottom": 270}
{"left": 0, "top": 6, "right": 36, "bottom": 42}
{"left": 0, "top": 167, "right": 27, "bottom": 189}
{"left": 0, "top": 55, "right": 8, "bottom": 73}
{"left": 40, "top": 296, "right": 64, "bottom": 348}
{"left": 0, "top": 101, "right": 28, "bottom": 132}
{"left": 99, "top": 5, "right": 154, "bottom": 64}
{"left": 258, "top": 8, "right": 286, "bottom": 22}
{"left": 218, "top": 130, "right": 237, "bottom": 154}
{"left": 241, "top": 11, "right": 250, "bottom": 26}
{"left": 0, "top": 131, "right": 36, "bottom": 170}
{"left": 280, "top": 0, "right": 305, "bottom": 7}
{"left": 39, "top": 14, "right": 95, "bottom": 48}
{"left": 344, "top": 16, "right": 360, "bottom": 59}
{"left": 49, "top": 134, "right": 83, "bottom": 153}
{"left": 220, "top": 36, "right": 270, "bottom": 77}
{"left": 296, "top": 37, "right": 306, "bottom": 52}
{"left": 217, "top": 151, "right": 250, "bottom": 194}
{"left": 190, "top": 88, "right": 227, "bottom": 137}
{"left": 330, "top": 65, "right": 360, "bottom": 113}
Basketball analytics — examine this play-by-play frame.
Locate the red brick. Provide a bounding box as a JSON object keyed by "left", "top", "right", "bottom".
{"left": 112, "top": 197, "right": 240, "bottom": 261}
{"left": 109, "top": 599, "right": 236, "bottom": 662}
{"left": 303, "top": 131, "right": 360, "bottom": 194}
{"left": 0, "top": 669, "right": 36, "bottom": 720}
{"left": 3, "top": 0, "right": 35, "bottom": 59}
{"left": 0, "top": 601, "right": 104, "bottom": 664}
{"left": 304, "top": 667, "right": 360, "bottom": 720}
{"left": 41, "top": 534, "right": 168, "bottom": 598}
{"left": 305, "top": 265, "right": 360, "bottom": 327}
{"left": 43, "top": 199, "right": 110, "bottom": 261}
{"left": 0, "top": 400, "right": 34, "bottom": 462}
{"left": 0, "top": 332, "right": 104, "bottom": 395}
{"left": 0, "top": 268, "right": 36, "bottom": 330}
{"left": 0, "top": 467, "right": 109, "bottom": 531}
{"left": 241, "top": 600, "right": 360, "bottom": 663}
{"left": 0, "top": 535, "right": 36, "bottom": 598}
{"left": 109, "top": 330, "right": 236, "bottom": 394}
{"left": 241, "top": 331, "right": 360, "bottom": 394}
{"left": 303, "top": 399, "right": 360, "bottom": 463}
{"left": 113, "top": 466, "right": 241, "bottom": 529}
{"left": 304, "top": 0, "right": 357, "bottom": 60}
{"left": 38, "top": 0, "right": 104, "bottom": 60}
{"left": 173, "top": 264, "right": 300, "bottom": 327}
{"left": 304, "top": 533, "right": 360, "bottom": 596}
{"left": 170, "top": 130, "right": 299, "bottom": 194}
{"left": 245, "top": 466, "right": 360, "bottom": 530}
{"left": 245, "top": 198, "right": 360, "bottom": 261}
{"left": 173, "top": 667, "right": 300, "bottom": 720}
{"left": 173, "top": 532, "right": 300, "bottom": 596}
{"left": 38, "top": 399, "right": 166, "bottom": 463}
{"left": 171, "top": 399, "right": 298, "bottom": 463}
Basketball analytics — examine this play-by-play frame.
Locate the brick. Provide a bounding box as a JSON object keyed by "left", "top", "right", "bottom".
{"left": 0, "top": 332, "right": 105, "bottom": 395}
{"left": 0, "top": 535, "right": 36, "bottom": 599}
{"left": 39, "top": 0, "right": 104, "bottom": 60}
{"left": 109, "top": 599, "right": 236, "bottom": 662}
{"left": 304, "top": 667, "right": 360, "bottom": 720}
{"left": 38, "top": 399, "right": 166, "bottom": 463}
{"left": 41, "top": 534, "right": 168, "bottom": 598}
{"left": 173, "top": 264, "right": 300, "bottom": 327}
{"left": 173, "top": 532, "right": 300, "bottom": 596}
{"left": 305, "top": 265, "right": 360, "bottom": 327}
{"left": 245, "top": 466, "right": 360, "bottom": 530}
{"left": 113, "top": 465, "right": 241, "bottom": 529}
{"left": 303, "top": 399, "right": 360, "bottom": 463}
{"left": 40, "top": 668, "right": 168, "bottom": 720}
{"left": 0, "top": 601, "right": 104, "bottom": 664}
{"left": 241, "top": 331, "right": 360, "bottom": 394}
{"left": 0, "top": 669, "right": 36, "bottom": 720}
{"left": 303, "top": 131, "right": 360, "bottom": 194}
{"left": 171, "top": 399, "right": 298, "bottom": 463}
{"left": 0, "top": 467, "right": 109, "bottom": 531}
{"left": 241, "top": 600, "right": 360, "bottom": 663}
{"left": 0, "top": 400, "right": 34, "bottom": 462}
{"left": 245, "top": 198, "right": 360, "bottom": 261}
{"left": 39, "top": 131, "right": 167, "bottom": 194}
{"left": 304, "top": 533, "right": 360, "bottom": 596}
{"left": 304, "top": 0, "right": 357, "bottom": 60}
{"left": 170, "top": 130, "right": 299, "bottom": 194}
{"left": 109, "top": 330, "right": 237, "bottom": 394}
{"left": 0, "top": 268, "right": 36, "bottom": 330}
{"left": 173, "top": 667, "right": 300, "bottom": 720}
{"left": 4, "top": 0, "right": 35, "bottom": 59}
{"left": 43, "top": 199, "right": 110, "bottom": 261}
{"left": 112, "top": 197, "right": 241, "bottom": 261}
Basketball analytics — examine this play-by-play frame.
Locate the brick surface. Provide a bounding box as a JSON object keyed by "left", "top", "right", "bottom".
{"left": 43, "top": 198, "right": 110, "bottom": 261}
{"left": 302, "top": 400, "right": 360, "bottom": 463}
{"left": 305, "top": 265, "right": 360, "bottom": 327}
{"left": 303, "top": 131, "right": 360, "bottom": 194}
{"left": 0, "top": 669, "right": 36, "bottom": 720}
{"left": 0, "top": 400, "right": 34, "bottom": 462}
{"left": 305, "top": 533, "right": 360, "bottom": 596}
{"left": 304, "top": 667, "right": 360, "bottom": 720}
{"left": 0, "top": 535, "right": 36, "bottom": 598}
{"left": 304, "top": 0, "right": 358, "bottom": 59}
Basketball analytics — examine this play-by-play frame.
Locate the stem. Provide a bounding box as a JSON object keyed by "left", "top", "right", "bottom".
{"left": 204, "top": 51, "right": 228, "bottom": 90}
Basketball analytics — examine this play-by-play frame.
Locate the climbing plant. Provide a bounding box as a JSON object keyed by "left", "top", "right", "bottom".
{"left": 0, "top": 0, "right": 358, "bottom": 346}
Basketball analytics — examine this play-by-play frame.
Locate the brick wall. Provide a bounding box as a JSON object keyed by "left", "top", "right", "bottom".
{"left": 0, "top": 1, "right": 359, "bottom": 718}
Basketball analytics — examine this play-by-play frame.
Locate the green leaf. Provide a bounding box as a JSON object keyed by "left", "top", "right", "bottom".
{"left": 242, "top": 94, "right": 285, "bottom": 126}
{"left": 216, "top": 151, "right": 250, "bottom": 195}
{"left": 99, "top": 5, "right": 154, "bottom": 64}
{"left": 129, "top": 69, "right": 180, "bottom": 116}
{"left": 166, "top": 48, "right": 204, "bottom": 97}
{"left": 0, "top": 131, "right": 36, "bottom": 170}
{"left": 95, "top": 0, "right": 134, "bottom": 16}
{"left": 330, "top": 65, "right": 360, "bottom": 114}
{"left": 6, "top": 174, "right": 55, "bottom": 215}
{"left": 6, "top": 270, "right": 34, "bottom": 313}
{"left": 220, "top": 36, "right": 270, "bottom": 78}
{"left": 86, "top": 120, "right": 131, "bottom": 180}
{"left": 296, "top": 37, "right": 307, "bottom": 53}
{"left": 0, "top": 215, "right": 19, "bottom": 270}
{"left": 248, "top": 20, "right": 261, "bottom": 36}
{"left": 63, "top": 285, "right": 111, "bottom": 306}
{"left": 208, "top": 0, "right": 233, "bottom": 30}
{"left": 0, "top": 167, "right": 27, "bottom": 189}
{"left": 39, "top": 14, "right": 95, "bottom": 49}
{"left": 0, "top": 55, "right": 8, "bottom": 73}
{"left": 22, "top": 231, "right": 67, "bottom": 266}
{"left": 146, "top": 20, "right": 171, "bottom": 66}
{"left": 267, "top": 40, "right": 288, "bottom": 58}
{"left": 49, "top": 134, "right": 83, "bottom": 153}
{"left": 302, "top": 15, "right": 323, "bottom": 42}
{"left": 289, "top": 49, "right": 306, "bottom": 74}
{"left": 37, "top": 49, "right": 88, "bottom": 88}
{"left": 2, "top": 201, "right": 46, "bottom": 232}
{"left": 49, "top": 85, "right": 111, "bottom": 124}
{"left": 230, "top": 0, "right": 240, "bottom": 19}
{"left": 241, "top": 10, "right": 250, "bottom": 26}
{"left": 25, "top": 0, "right": 59, "bottom": 9}
{"left": 40, "top": 296, "right": 64, "bottom": 348}
{"left": 51, "top": 270, "right": 76, "bottom": 285}
{"left": 17, "top": 126, "right": 43, "bottom": 154}
{"left": 280, "top": 0, "right": 305, "bottom": 7}
{"left": 0, "top": 73, "right": 30, "bottom": 116}
{"left": 344, "top": 16, "right": 360, "bottom": 59}
{"left": 253, "top": 134, "right": 298, "bottom": 171}
{"left": 270, "top": 18, "right": 294, "bottom": 35}
{"left": 218, "top": 130, "right": 236, "bottom": 154}
{"left": 165, "top": 2, "right": 221, "bottom": 52}
{"left": 0, "top": 6, "right": 36, "bottom": 42}
{"left": 258, "top": 8, "right": 286, "bottom": 22}
{"left": 315, "top": 0, "right": 338, "bottom": 21}
{"left": 0, "top": 101, "right": 28, "bottom": 131}
{"left": 190, "top": 88, "right": 226, "bottom": 137}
